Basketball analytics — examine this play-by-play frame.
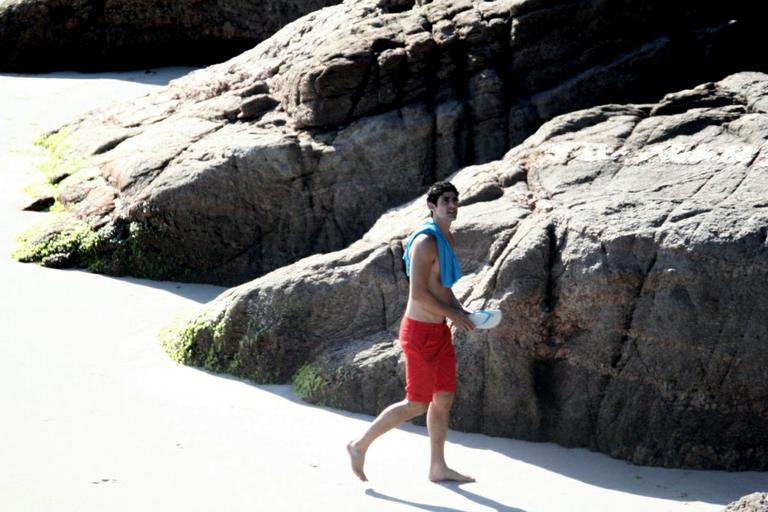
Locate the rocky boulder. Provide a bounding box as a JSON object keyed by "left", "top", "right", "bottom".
{"left": 725, "top": 494, "right": 768, "bottom": 512}
{"left": 163, "top": 72, "right": 768, "bottom": 470}
{"left": 16, "top": 0, "right": 766, "bottom": 285}
{"left": 0, "top": 0, "right": 341, "bottom": 72}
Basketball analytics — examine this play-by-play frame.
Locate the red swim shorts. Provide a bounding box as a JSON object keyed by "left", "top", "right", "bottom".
{"left": 399, "top": 316, "right": 456, "bottom": 403}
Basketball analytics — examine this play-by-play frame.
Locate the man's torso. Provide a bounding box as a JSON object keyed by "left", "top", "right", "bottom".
{"left": 404, "top": 234, "right": 452, "bottom": 323}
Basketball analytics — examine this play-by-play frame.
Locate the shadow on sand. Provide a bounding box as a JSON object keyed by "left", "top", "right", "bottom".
{"left": 214, "top": 380, "right": 768, "bottom": 507}
{"left": 40, "top": 269, "right": 227, "bottom": 304}
{"left": 366, "top": 485, "right": 527, "bottom": 512}
{"left": 106, "top": 274, "right": 227, "bottom": 303}
{"left": 0, "top": 67, "right": 197, "bottom": 86}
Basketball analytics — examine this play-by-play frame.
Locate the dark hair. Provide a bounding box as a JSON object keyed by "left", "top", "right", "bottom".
{"left": 426, "top": 181, "right": 459, "bottom": 206}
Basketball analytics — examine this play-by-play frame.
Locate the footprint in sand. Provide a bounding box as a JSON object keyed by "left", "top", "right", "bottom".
{"left": 90, "top": 478, "right": 118, "bottom": 485}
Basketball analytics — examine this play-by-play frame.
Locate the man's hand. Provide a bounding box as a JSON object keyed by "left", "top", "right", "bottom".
{"left": 448, "top": 309, "right": 475, "bottom": 332}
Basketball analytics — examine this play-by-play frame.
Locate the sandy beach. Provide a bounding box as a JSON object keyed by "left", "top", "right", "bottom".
{"left": 0, "top": 69, "right": 765, "bottom": 512}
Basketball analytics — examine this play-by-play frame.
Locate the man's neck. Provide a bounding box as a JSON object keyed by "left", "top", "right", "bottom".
{"left": 432, "top": 216, "right": 453, "bottom": 237}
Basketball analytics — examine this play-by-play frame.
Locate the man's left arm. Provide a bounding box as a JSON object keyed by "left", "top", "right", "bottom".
{"left": 449, "top": 290, "right": 471, "bottom": 315}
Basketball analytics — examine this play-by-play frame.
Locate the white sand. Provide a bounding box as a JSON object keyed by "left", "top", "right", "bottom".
{"left": 0, "top": 69, "right": 765, "bottom": 512}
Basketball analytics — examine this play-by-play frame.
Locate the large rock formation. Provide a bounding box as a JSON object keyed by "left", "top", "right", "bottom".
{"left": 16, "top": 0, "right": 766, "bottom": 285}
{"left": 163, "top": 72, "right": 768, "bottom": 470}
{"left": 725, "top": 494, "right": 768, "bottom": 512}
{"left": 0, "top": 0, "right": 341, "bottom": 71}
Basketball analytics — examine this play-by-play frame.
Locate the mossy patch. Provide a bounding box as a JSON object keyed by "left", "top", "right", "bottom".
{"left": 207, "top": 329, "right": 281, "bottom": 383}
{"left": 159, "top": 312, "right": 287, "bottom": 384}
{"left": 12, "top": 216, "right": 113, "bottom": 268}
{"left": 13, "top": 216, "right": 176, "bottom": 279}
{"left": 106, "top": 221, "right": 173, "bottom": 279}
{"left": 160, "top": 313, "right": 219, "bottom": 365}
{"left": 22, "top": 128, "right": 87, "bottom": 212}
{"left": 160, "top": 310, "right": 333, "bottom": 403}
{"left": 33, "top": 128, "right": 85, "bottom": 183}
{"left": 292, "top": 363, "right": 325, "bottom": 402}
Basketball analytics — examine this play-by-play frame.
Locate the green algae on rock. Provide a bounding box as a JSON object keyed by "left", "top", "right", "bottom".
{"left": 13, "top": 217, "right": 174, "bottom": 279}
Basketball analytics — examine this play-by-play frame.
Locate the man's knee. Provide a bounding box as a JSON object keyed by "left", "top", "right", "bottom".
{"left": 404, "top": 400, "right": 430, "bottom": 416}
{"left": 431, "top": 391, "right": 454, "bottom": 411}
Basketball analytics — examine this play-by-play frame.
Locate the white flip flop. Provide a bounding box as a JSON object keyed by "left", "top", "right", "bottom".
{"left": 468, "top": 309, "right": 502, "bottom": 329}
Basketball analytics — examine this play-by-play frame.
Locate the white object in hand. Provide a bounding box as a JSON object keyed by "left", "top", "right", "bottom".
{"left": 468, "top": 309, "right": 502, "bottom": 329}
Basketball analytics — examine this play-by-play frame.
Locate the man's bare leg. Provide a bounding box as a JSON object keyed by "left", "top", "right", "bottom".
{"left": 427, "top": 391, "right": 475, "bottom": 482}
{"left": 348, "top": 399, "right": 429, "bottom": 481}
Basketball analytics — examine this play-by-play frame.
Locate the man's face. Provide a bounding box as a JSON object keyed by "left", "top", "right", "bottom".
{"left": 429, "top": 191, "right": 459, "bottom": 221}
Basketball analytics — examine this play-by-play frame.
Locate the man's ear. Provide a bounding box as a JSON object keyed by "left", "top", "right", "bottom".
{"left": 427, "top": 201, "right": 436, "bottom": 215}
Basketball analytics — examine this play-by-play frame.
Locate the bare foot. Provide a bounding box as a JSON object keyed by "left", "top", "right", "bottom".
{"left": 429, "top": 465, "right": 475, "bottom": 483}
{"left": 347, "top": 441, "right": 368, "bottom": 482}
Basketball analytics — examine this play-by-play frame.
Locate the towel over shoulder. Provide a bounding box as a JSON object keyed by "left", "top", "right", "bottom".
{"left": 402, "top": 219, "right": 462, "bottom": 288}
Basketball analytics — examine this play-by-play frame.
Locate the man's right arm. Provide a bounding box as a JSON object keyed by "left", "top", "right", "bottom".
{"left": 409, "top": 235, "right": 474, "bottom": 331}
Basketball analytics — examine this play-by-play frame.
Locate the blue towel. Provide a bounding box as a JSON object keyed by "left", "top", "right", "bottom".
{"left": 402, "top": 219, "right": 462, "bottom": 288}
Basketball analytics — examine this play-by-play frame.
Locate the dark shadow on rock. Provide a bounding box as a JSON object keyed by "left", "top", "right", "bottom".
{"left": 365, "top": 488, "right": 526, "bottom": 512}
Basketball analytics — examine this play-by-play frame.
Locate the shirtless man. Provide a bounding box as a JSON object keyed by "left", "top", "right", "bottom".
{"left": 347, "top": 181, "right": 475, "bottom": 483}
